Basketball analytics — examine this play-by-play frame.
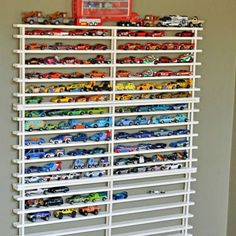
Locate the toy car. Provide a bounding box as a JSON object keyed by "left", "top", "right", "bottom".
{"left": 25, "top": 176, "right": 44, "bottom": 184}
{"left": 99, "top": 157, "right": 110, "bottom": 167}
{"left": 175, "top": 70, "right": 192, "bottom": 76}
{"left": 25, "top": 43, "right": 47, "bottom": 50}
{"left": 25, "top": 120, "right": 46, "bottom": 132}
{"left": 49, "top": 134, "right": 72, "bottom": 144}
{"left": 141, "top": 55, "right": 158, "bottom": 64}
{"left": 86, "top": 29, "right": 108, "bottom": 36}
{"left": 87, "top": 108, "right": 106, "bottom": 115}
{"left": 46, "top": 109, "right": 67, "bottom": 116}
{"left": 114, "top": 132, "right": 130, "bottom": 140}
{"left": 25, "top": 29, "right": 51, "bottom": 35}
{"left": 60, "top": 56, "right": 80, "bottom": 64}
{"left": 114, "top": 145, "right": 136, "bottom": 153}
{"left": 68, "top": 29, "right": 87, "bottom": 36}
{"left": 164, "top": 163, "right": 183, "bottom": 170}
{"left": 92, "top": 43, "right": 108, "bottom": 50}
{"left": 25, "top": 138, "right": 46, "bottom": 146}
{"left": 67, "top": 149, "right": 88, "bottom": 156}
{"left": 85, "top": 70, "right": 107, "bottom": 78}
{"left": 89, "top": 131, "right": 111, "bottom": 142}
{"left": 25, "top": 198, "right": 44, "bottom": 209}
{"left": 72, "top": 133, "right": 88, "bottom": 142}
{"left": 66, "top": 108, "right": 86, "bottom": 116}
{"left": 115, "top": 118, "right": 134, "bottom": 126}
{"left": 114, "top": 168, "right": 130, "bottom": 175}
{"left": 44, "top": 148, "right": 65, "bottom": 158}
{"left": 88, "top": 147, "right": 106, "bottom": 155}
{"left": 131, "top": 166, "right": 148, "bottom": 173}
{"left": 25, "top": 57, "right": 44, "bottom": 65}
{"left": 134, "top": 69, "right": 155, "bottom": 77}
{"left": 87, "top": 95, "right": 108, "bottom": 102}
{"left": 178, "top": 42, "right": 194, "bottom": 50}
{"left": 43, "top": 197, "right": 64, "bottom": 207}
{"left": 133, "top": 116, "right": 150, "bottom": 125}
{"left": 153, "top": 129, "right": 173, "bottom": 137}
{"left": 117, "top": 30, "right": 136, "bottom": 37}
{"left": 49, "top": 29, "right": 69, "bottom": 36}
{"left": 66, "top": 194, "right": 89, "bottom": 204}
{"left": 25, "top": 162, "right": 61, "bottom": 174}
{"left": 74, "top": 96, "right": 87, "bottom": 103}
{"left": 118, "top": 43, "right": 144, "bottom": 50}
{"left": 79, "top": 206, "right": 101, "bottom": 216}
{"left": 135, "top": 30, "right": 152, "bottom": 37}
{"left": 144, "top": 42, "right": 162, "bottom": 50}
{"left": 25, "top": 97, "right": 43, "bottom": 104}
{"left": 172, "top": 53, "right": 193, "bottom": 63}
{"left": 169, "top": 139, "right": 189, "bottom": 147}
{"left": 113, "top": 191, "right": 128, "bottom": 200}
{"left": 40, "top": 72, "right": 64, "bottom": 79}
{"left": 72, "top": 159, "right": 85, "bottom": 169}
{"left": 152, "top": 30, "right": 166, "bottom": 37}
{"left": 147, "top": 189, "right": 165, "bottom": 194}
{"left": 175, "top": 31, "right": 194, "bottom": 37}
{"left": 25, "top": 72, "right": 42, "bottom": 79}
{"left": 175, "top": 114, "right": 188, "bottom": 122}
{"left": 69, "top": 71, "right": 84, "bottom": 78}
{"left": 116, "top": 82, "right": 135, "bottom": 91}
{"left": 173, "top": 129, "right": 190, "bottom": 135}
{"left": 158, "top": 15, "right": 188, "bottom": 27}
{"left": 47, "top": 186, "right": 69, "bottom": 194}
{"left": 170, "top": 103, "right": 188, "bottom": 110}
{"left": 157, "top": 115, "right": 175, "bottom": 124}
{"left": 136, "top": 82, "right": 155, "bottom": 90}
{"left": 48, "top": 42, "right": 71, "bottom": 50}
{"left": 162, "top": 42, "right": 179, "bottom": 50}
{"left": 25, "top": 188, "right": 48, "bottom": 196}
{"left": 50, "top": 96, "right": 74, "bottom": 103}
{"left": 114, "top": 158, "right": 132, "bottom": 166}
{"left": 27, "top": 211, "right": 51, "bottom": 222}
{"left": 152, "top": 143, "right": 167, "bottom": 149}
{"left": 116, "top": 70, "right": 132, "bottom": 78}
{"left": 84, "top": 170, "right": 105, "bottom": 178}
{"left": 83, "top": 118, "right": 112, "bottom": 128}
{"left": 54, "top": 208, "right": 77, "bottom": 219}
{"left": 25, "top": 149, "right": 45, "bottom": 159}
{"left": 137, "top": 143, "right": 154, "bottom": 151}
{"left": 88, "top": 55, "right": 111, "bottom": 64}
{"left": 73, "top": 43, "right": 91, "bottom": 50}
{"left": 158, "top": 56, "right": 173, "bottom": 63}
{"left": 155, "top": 70, "right": 174, "bottom": 76}
{"left": 88, "top": 192, "right": 107, "bottom": 202}
{"left": 43, "top": 56, "right": 60, "bottom": 64}
{"left": 131, "top": 130, "right": 153, "bottom": 139}
{"left": 176, "top": 79, "right": 192, "bottom": 88}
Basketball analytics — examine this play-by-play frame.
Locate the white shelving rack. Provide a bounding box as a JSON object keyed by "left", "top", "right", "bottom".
{"left": 13, "top": 24, "right": 202, "bottom": 236}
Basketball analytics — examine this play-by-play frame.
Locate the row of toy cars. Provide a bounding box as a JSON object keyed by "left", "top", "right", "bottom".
{"left": 25, "top": 70, "right": 107, "bottom": 79}
{"left": 25, "top": 81, "right": 112, "bottom": 93}
{"left": 24, "top": 113, "right": 187, "bottom": 132}
{"left": 116, "top": 53, "right": 193, "bottom": 64}
{"left": 25, "top": 42, "right": 108, "bottom": 50}
{"left": 25, "top": 55, "right": 111, "bottom": 65}
{"left": 25, "top": 191, "right": 128, "bottom": 222}
{"left": 118, "top": 42, "right": 194, "bottom": 50}
{"left": 25, "top": 117, "right": 112, "bottom": 132}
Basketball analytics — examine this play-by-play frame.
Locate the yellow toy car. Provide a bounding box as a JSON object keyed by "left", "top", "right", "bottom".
{"left": 156, "top": 82, "right": 177, "bottom": 90}
{"left": 136, "top": 83, "right": 155, "bottom": 90}
{"left": 116, "top": 94, "right": 133, "bottom": 100}
{"left": 84, "top": 81, "right": 96, "bottom": 91}
{"left": 50, "top": 96, "right": 74, "bottom": 103}
{"left": 53, "top": 208, "right": 77, "bottom": 219}
{"left": 116, "top": 82, "right": 135, "bottom": 91}
{"left": 176, "top": 79, "right": 192, "bottom": 88}
{"left": 66, "top": 83, "right": 85, "bottom": 92}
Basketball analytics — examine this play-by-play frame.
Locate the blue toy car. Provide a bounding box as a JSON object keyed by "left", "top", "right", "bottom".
{"left": 87, "top": 158, "right": 99, "bottom": 168}
{"left": 67, "top": 149, "right": 88, "bottom": 156}
{"left": 99, "top": 157, "right": 109, "bottom": 167}
{"left": 158, "top": 115, "right": 175, "bottom": 124}
{"left": 115, "top": 118, "right": 134, "bottom": 126}
{"left": 89, "top": 132, "right": 111, "bottom": 142}
{"left": 113, "top": 191, "right": 128, "bottom": 200}
{"left": 114, "top": 145, "right": 136, "bottom": 153}
{"left": 49, "top": 134, "right": 72, "bottom": 144}
{"left": 131, "top": 130, "right": 153, "bottom": 139}
{"left": 58, "top": 121, "right": 71, "bottom": 130}
{"left": 153, "top": 129, "right": 173, "bottom": 137}
{"left": 72, "top": 159, "right": 85, "bottom": 169}
{"left": 114, "top": 132, "right": 130, "bottom": 140}
{"left": 136, "top": 105, "right": 153, "bottom": 112}
{"left": 152, "top": 143, "right": 167, "bottom": 149}
{"left": 175, "top": 114, "right": 188, "bottom": 122}
{"left": 25, "top": 149, "right": 45, "bottom": 159}
{"left": 151, "top": 104, "right": 171, "bottom": 111}
{"left": 68, "top": 119, "right": 83, "bottom": 129}
{"left": 89, "top": 147, "right": 106, "bottom": 154}
{"left": 27, "top": 211, "right": 51, "bottom": 222}
{"left": 72, "top": 133, "right": 88, "bottom": 142}
{"left": 134, "top": 116, "right": 150, "bottom": 125}
{"left": 25, "top": 162, "right": 62, "bottom": 173}
{"left": 25, "top": 138, "right": 46, "bottom": 146}
{"left": 137, "top": 143, "right": 154, "bottom": 151}
{"left": 170, "top": 103, "right": 188, "bottom": 110}
{"left": 44, "top": 148, "right": 65, "bottom": 158}
{"left": 83, "top": 118, "right": 112, "bottom": 128}
{"left": 169, "top": 139, "right": 189, "bottom": 147}
{"left": 173, "top": 129, "right": 190, "bottom": 135}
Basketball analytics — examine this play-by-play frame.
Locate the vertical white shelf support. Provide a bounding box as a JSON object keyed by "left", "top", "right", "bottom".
{"left": 13, "top": 24, "right": 203, "bottom": 236}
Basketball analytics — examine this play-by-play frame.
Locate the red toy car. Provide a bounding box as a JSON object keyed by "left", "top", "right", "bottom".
{"left": 25, "top": 43, "right": 47, "bottom": 50}
{"left": 117, "top": 56, "right": 142, "bottom": 64}
{"left": 89, "top": 55, "right": 110, "bottom": 64}
{"left": 135, "top": 31, "right": 152, "bottom": 37}
{"left": 25, "top": 58, "right": 44, "bottom": 65}
{"left": 86, "top": 70, "right": 107, "bottom": 78}
{"left": 162, "top": 43, "right": 179, "bottom": 50}
{"left": 25, "top": 30, "right": 50, "bottom": 35}
{"left": 175, "top": 31, "right": 194, "bottom": 37}
{"left": 144, "top": 43, "right": 162, "bottom": 50}
{"left": 117, "top": 30, "right": 136, "bottom": 37}
{"left": 152, "top": 31, "right": 166, "bottom": 37}
{"left": 116, "top": 70, "right": 132, "bottom": 77}
{"left": 178, "top": 43, "right": 195, "bottom": 50}
{"left": 158, "top": 56, "right": 173, "bottom": 63}
{"left": 60, "top": 57, "right": 80, "bottom": 64}
{"left": 50, "top": 29, "right": 69, "bottom": 36}
{"left": 40, "top": 72, "right": 64, "bottom": 79}
{"left": 175, "top": 70, "right": 193, "bottom": 76}
{"left": 44, "top": 56, "right": 60, "bottom": 64}
{"left": 86, "top": 29, "right": 108, "bottom": 36}
{"left": 68, "top": 29, "right": 87, "bottom": 36}
{"left": 73, "top": 44, "right": 91, "bottom": 50}
{"left": 48, "top": 42, "right": 72, "bottom": 50}
{"left": 92, "top": 44, "right": 108, "bottom": 50}
{"left": 70, "top": 71, "right": 85, "bottom": 78}
{"left": 155, "top": 70, "right": 174, "bottom": 76}
{"left": 118, "top": 43, "right": 144, "bottom": 50}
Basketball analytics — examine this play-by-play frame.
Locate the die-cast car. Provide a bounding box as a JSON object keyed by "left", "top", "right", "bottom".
{"left": 155, "top": 70, "right": 174, "bottom": 76}
{"left": 158, "top": 56, "right": 173, "bottom": 63}
{"left": 25, "top": 58, "right": 44, "bottom": 65}
{"left": 169, "top": 139, "right": 189, "bottom": 147}
{"left": 172, "top": 53, "right": 194, "bottom": 63}
{"left": 153, "top": 129, "right": 173, "bottom": 137}
{"left": 175, "top": 31, "right": 194, "bottom": 37}
{"left": 178, "top": 42, "right": 194, "bottom": 50}
{"left": 113, "top": 191, "right": 128, "bottom": 200}
{"left": 134, "top": 69, "right": 155, "bottom": 77}
{"left": 163, "top": 163, "right": 183, "bottom": 170}
{"left": 25, "top": 138, "right": 46, "bottom": 146}
{"left": 137, "top": 143, "right": 154, "bottom": 151}
{"left": 72, "top": 159, "right": 85, "bottom": 169}
{"left": 86, "top": 70, "right": 107, "bottom": 78}
{"left": 131, "top": 130, "right": 153, "bottom": 138}
{"left": 115, "top": 118, "right": 134, "bottom": 126}
{"left": 44, "top": 148, "right": 65, "bottom": 158}
{"left": 114, "top": 145, "right": 136, "bottom": 153}
{"left": 88, "top": 147, "right": 106, "bottom": 154}
{"left": 25, "top": 188, "right": 48, "bottom": 197}
{"left": 89, "top": 131, "right": 111, "bottom": 142}
{"left": 25, "top": 176, "right": 44, "bottom": 184}
{"left": 173, "top": 129, "right": 190, "bottom": 135}
{"left": 152, "top": 143, "right": 167, "bottom": 149}
{"left": 114, "top": 158, "right": 132, "bottom": 166}
{"left": 49, "top": 134, "right": 72, "bottom": 144}
{"left": 156, "top": 115, "right": 175, "bottom": 124}
{"left": 67, "top": 149, "right": 88, "bottom": 156}
{"left": 114, "top": 168, "right": 130, "bottom": 175}
{"left": 79, "top": 206, "right": 101, "bottom": 216}
{"left": 175, "top": 70, "right": 193, "bottom": 76}
{"left": 144, "top": 42, "right": 162, "bottom": 50}
{"left": 68, "top": 29, "right": 87, "bottom": 36}
{"left": 117, "top": 30, "right": 136, "bottom": 37}
{"left": 72, "top": 133, "right": 88, "bottom": 142}
{"left": 152, "top": 30, "right": 166, "bottom": 37}
{"left": 170, "top": 103, "right": 188, "bottom": 110}
{"left": 136, "top": 82, "right": 155, "bottom": 90}
{"left": 84, "top": 170, "right": 105, "bottom": 178}
{"left": 175, "top": 114, "right": 188, "bottom": 122}
{"left": 86, "top": 158, "right": 99, "bottom": 168}
{"left": 25, "top": 149, "right": 45, "bottom": 159}
{"left": 47, "top": 186, "right": 69, "bottom": 194}
{"left": 86, "top": 29, "right": 108, "bottom": 36}
{"left": 54, "top": 208, "right": 77, "bottom": 219}
{"left": 133, "top": 116, "right": 150, "bottom": 125}
{"left": 118, "top": 43, "right": 144, "bottom": 50}
{"left": 114, "top": 132, "right": 130, "bottom": 140}
{"left": 27, "top": 211, "right": 51, "bottom": 222}
{"left": 50, "top": 96, "right": 74, "bottom": 103}
{"left": 25, "top": 43, "right": 47, "bottom": 50}
{"left": 66, "top": 194, "right": 89, "bottom": 204}
{"left": 83, "top": 118, "right": 112, "bottom": 128}
{"left": 99, "top": 157, "right": 110, "bottom": 167}
{"left": 162, "top": 42, "right": 179, "bottom": 50}
{"left": 116, "top": 70, "right": 132, "bottom": 77}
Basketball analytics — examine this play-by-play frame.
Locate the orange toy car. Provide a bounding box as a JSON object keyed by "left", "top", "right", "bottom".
{"left": 86, "top": 70, "right": 107, "bottom": 78}
{"left": 178, "top": 43, "right": 194, "bottom": 50}
{"left": 144, "top": 43, "right": 162, "bottom": 50}
{"left": 118, "top": 43, "right": 144, "bottom": 50}
{"left": 116, "top": 94, "right": 133, "bottom": 101}
{"left": 75, "top": 96, "right": 87, "bottom": 103}
{"left": 41, "top": 72, "right": 64, "bottom": 79}
{"left": 116, "top": 70, "right": 132, "bottom": 78}
{"left": 79, "top": 205, "right": 101, "bottom": 216}
{"left": 87, "top": 95, "right": 107, "bottom": 102}
{"left": 25, "top": 43, "right": 47, "bottom": 50}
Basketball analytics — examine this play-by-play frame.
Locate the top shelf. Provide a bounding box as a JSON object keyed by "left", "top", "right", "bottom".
{"left": 13, "top": 24, "right": 203, "bottom": 31}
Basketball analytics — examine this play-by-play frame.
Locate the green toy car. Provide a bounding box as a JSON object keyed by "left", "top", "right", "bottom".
{"left": 44, "top": 123, "right": 58, "bottom": 130}
{"left": 87, "top": 108, "right": 106, "bottom": 115}
{"left": 65, "top": 194, "right": 89, "bottom": 204}
{"left": 88, "top": 192, "right": 108, "bottom": 202}
{"left": 26, "top": 97, "right": 42, "bottom": 104}
{"left": 25, "top": 110, "right": 46, "bottom": 117}
{"left": 46, "top": 110, "right": 68, "bottom": 116}
{"left": 66, "top": 109, "right": 87, "bottom": 116}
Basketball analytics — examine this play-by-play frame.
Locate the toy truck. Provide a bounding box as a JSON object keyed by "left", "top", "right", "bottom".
{"left": 142, "top": 15, "right": 160, "bottom": 27}
{"left": 188, "top": 16, "right": 204, "bottom": 27}
{"left": 22, "top": 11, "right": 49, "bottom": 24}
{"left": 47, "top": 11, "right": 75, "bottom": 25}
{"left": 158, "top": 15, "right": 188, "bottom": 27}
{"left": 25, "top": 120, "right": 46, "bottom": 132}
